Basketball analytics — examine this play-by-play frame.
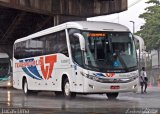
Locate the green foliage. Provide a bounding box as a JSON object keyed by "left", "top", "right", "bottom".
{"left": 136, "top": 0, "right": 160, "bottom": 51}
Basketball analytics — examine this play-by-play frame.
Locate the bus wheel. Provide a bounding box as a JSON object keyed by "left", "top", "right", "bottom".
{"left": 23, "top": 79, "right": 31, "bottom": 95}
{"left": 63, "top": 79, "right": 76, "bottom": 99}
{"left": 106, "top": 93, "right": 119, "bottom": 100}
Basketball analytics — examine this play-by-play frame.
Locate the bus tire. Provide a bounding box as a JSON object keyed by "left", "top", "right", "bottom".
{"left": 106, "top": 92, "right": 119, "bottom": 100}
{"left": 23, "top": 79, "right": 31, "bottom": 95}
{"left": 63, "top": 78, "right": 76, "bottom": 99}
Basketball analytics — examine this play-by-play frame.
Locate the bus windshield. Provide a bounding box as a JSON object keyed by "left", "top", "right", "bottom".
{"left": 0, "top": 59, "right": 10, "bottom": 78}
{"left": 69, "top": 29, "right": 137, "bottom": 72}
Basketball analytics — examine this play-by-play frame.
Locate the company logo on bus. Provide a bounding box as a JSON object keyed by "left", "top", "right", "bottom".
{"left": 15, "top": 55, "right": 57, "bottom": 80}
{"left": 105, "top": 73, "right": 115, "bottom": 77}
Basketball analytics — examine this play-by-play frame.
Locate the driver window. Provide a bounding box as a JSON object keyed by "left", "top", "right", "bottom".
{"left": 69, "top": 30, "right": 83, "bottom": 66}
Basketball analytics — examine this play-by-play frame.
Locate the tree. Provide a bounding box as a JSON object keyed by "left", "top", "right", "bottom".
{"left": 136, "top": 0, "right": 160, "bottom": 51}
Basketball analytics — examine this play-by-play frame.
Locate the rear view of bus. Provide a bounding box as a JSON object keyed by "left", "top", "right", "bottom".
{"left": 0, "top": 53, "right": 12, "bottom": 87}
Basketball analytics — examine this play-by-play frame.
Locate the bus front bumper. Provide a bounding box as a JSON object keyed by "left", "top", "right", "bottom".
{"left": 83, "top": 78, "right": 139, "bottom": 93}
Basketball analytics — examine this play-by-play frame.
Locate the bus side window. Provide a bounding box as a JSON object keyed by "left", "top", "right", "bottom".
{"left": 57, "top": 31, "right": 69, "bottom": 57}
{"left": 14, "top": 42, "right": 24, "bottom": 59}
{"left": 14, "top": 43, "right": 19, "bottom": 59}
{"left": 44, "top": 33, "right": 57, "bottom": 55}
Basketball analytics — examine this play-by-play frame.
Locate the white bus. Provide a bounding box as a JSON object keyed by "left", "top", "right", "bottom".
{"left": 13, "top": 21, "right": 138, "bottom": 99}
{"left": 0, "top": 53, "right": 12, "bottom": 87}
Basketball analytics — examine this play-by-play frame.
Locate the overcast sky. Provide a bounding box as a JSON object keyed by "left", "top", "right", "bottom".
{"left": 88, "top": 0, "right": 150, "bottom": 33}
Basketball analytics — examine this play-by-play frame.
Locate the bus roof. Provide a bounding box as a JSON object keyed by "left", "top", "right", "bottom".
{"left": 14, "top": 21, "right": 130, "bottom": 43}
{"left": 0, "top": 53, "right": 9, "bottom": 58}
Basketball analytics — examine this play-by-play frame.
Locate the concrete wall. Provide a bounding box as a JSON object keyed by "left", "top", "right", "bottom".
{"left": 0, "top": 0, "right": 128, "bottom": 57}
{"left": 0, "top": 45, "right": 12, "bottom": 58}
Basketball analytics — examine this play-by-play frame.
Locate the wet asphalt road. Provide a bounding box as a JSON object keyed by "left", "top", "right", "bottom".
{"left": 0, "top": 87, "right": 160, "bottom": 114}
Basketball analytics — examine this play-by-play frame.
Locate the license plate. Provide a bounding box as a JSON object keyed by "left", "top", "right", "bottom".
{"left": 110, "top": 86, "right": 120, "bottom": 89}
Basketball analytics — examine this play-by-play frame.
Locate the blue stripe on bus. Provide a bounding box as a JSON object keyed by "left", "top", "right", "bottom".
{"left": 24, "top": 59, "right": 42, "bottom": 79}
{"left": 22, "top": 67, "right": 42, "bottom": 80}
{"left": 19, "top": 59, "right": 43, "bottom": 80}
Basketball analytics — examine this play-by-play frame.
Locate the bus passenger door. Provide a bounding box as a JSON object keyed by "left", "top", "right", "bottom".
{"left": 68, "top": 29, "right": 84, "bottom": 92}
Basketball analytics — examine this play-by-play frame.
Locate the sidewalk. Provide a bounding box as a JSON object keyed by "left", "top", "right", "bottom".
{"left": 137, "top": 86, "right": 160, "bottom": 93}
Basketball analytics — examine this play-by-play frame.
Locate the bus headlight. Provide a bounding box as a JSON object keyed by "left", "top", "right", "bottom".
{"left": 80, "top": 71, "right": 101, "bottom": 81}
{"left": 7, "top": 82, "right": 11, "bottom": 86}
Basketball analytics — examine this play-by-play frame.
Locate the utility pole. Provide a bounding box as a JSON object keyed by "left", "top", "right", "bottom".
{"left": 130, "top": 21, "right": 141, "bottom": 75}
{"left": 130, "top": 21, "right": 135, "bottom": 34}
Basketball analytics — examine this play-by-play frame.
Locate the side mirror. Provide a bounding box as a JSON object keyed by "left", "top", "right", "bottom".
{"left": 73, "top": 33, "right": 85, "bottom": 51}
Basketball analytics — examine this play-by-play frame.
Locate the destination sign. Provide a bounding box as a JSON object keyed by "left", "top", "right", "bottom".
{"left": 87, "top": 33, "right": 106, "bottom": 37}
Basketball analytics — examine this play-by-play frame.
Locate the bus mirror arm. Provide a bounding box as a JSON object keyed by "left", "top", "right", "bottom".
{"left": 73, "top": 33, "right": 85, "bottom": 51}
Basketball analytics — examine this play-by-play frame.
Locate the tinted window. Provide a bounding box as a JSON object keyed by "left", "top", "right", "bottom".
{"left": 57, "top": 31, "right": 68, "bottom": 56}
{"left": 45, "top": 33, "right": 57, "bottom": 55}
{"left": 14, "top": 30, "right": 68, "bottom": 59}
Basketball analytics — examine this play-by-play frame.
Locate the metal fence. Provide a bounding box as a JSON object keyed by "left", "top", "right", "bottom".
{"left": 140, "top": 49, "right": 160, "bottom": 86}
